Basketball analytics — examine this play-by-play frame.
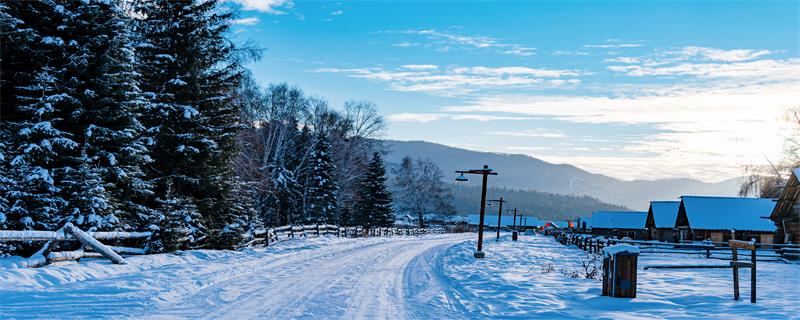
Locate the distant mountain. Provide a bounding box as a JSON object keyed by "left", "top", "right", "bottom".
{"left": 449, "top": 185, "right": 628, "bottom": 221}
{"left": 383, "top": 140, "right": 742, "bottom": 211}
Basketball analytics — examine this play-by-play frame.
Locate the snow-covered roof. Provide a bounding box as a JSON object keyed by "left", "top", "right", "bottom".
{"left": 468, "top": 214, "right": 542, "bottom": 227}
{"left": 589, "top": 211, "right": 647, "bottom": 229}
{"left": 649, "top": 201, "right": 680, "bottom": 228}
{"left": 680, "top": 196, "right": 776, "bottom": 232}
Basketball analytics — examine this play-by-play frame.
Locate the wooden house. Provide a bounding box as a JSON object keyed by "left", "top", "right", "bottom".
{"left": 675, "top": 196, "right": 776, "bottom": 243}
{"left": 645, "top": 201, "right": 680, "bottom": 242}
{"left": 589, "top": 211, "right": 647, "bottom": 239}
{"left": 770, "top": 168, "right": 800, "bottom": 244}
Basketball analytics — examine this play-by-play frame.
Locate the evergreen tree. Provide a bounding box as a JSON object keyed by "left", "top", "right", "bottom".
{"left": 0, "top": 140, "right": 10, "bottom": 229}
{"left": 353, "top": 152, "right": 394, "bottom": 228}
{"left": 1, "top": 1, "right": 152, "bottom": 235}
{"left": 155, "top": 179, "right": 203, "bottom": 252}
{"left": 1, "top": 1, "right": 75, "bottom": 233}
{"left": 304, "top": 132, "right": 339, "bottom": 224}
{"left": 136, "top": 0, "right": 250, "bottom": 248}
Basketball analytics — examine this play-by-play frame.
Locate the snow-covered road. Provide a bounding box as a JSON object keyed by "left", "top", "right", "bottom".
{"left": 2, "top": 233, "right": 799, "bottom": 319}
{"left": 0, "top": 234, "right": 472, "bottom": 320}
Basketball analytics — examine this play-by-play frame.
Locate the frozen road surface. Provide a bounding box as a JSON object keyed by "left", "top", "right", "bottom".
{"left": 2, "top": 233, "right": 798, "bottom": 319}
{"left": 0, "top": 234, "right": 472, "bottom": 319}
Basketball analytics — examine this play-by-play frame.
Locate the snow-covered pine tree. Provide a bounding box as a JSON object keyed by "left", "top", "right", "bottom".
{"left": 1, "top": 1, "right": 154, "bottom": 235}
{"left": 155, "top": 179, "right": 203, "bottom": 252}
{"left": 304, "top": 132, "right": 339, "bottom": 224}
{"left": 353, "top": 152, "right": 395, "bottom": 228}
{"left": 136, "top": 0, "right": 250, "bottom": 248}
{"left": 1, "top": 1, "right": 73, "bottom": 234}
{"left": 0, "top": 140, "right": 10, "bottom": 229}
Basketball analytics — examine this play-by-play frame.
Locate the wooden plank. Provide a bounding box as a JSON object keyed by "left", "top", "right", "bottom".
{"left": 0, "top": 230, "right": 60, "bottom": 241}
{"left": 65, "top": 223, "right": 126, "bottom": 265}
{"left": 729, "top": 261, "right": 752, "bottom": 268}
{"left": 644, "top": 264, "right": 732, "bottom": 270}
{"left": 729, "top": 240, "right": 755, "bottom": 250}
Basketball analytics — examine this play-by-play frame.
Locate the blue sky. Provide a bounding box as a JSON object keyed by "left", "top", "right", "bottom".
{"left": 226, "top": 0, "right": 800, "bottom": 182}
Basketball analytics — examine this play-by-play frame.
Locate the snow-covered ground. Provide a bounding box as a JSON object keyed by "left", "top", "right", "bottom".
{"left": 1, "top": 233, "right": 798, "bottom": 319}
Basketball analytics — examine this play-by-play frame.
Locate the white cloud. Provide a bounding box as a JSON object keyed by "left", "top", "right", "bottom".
{"left": 552, "top": 50, "right": 590, "bottom": 56}
{"left": 401, "top": 64, "right": 439, "bottom": 70}
{"left": 583, "top": 43, "right": 642, "bottom": 49}
{"left": 604, "top": 57, "right": 640, "bottom": 63}
{"left": 231, "top": 17, "right": 261, "bottom": 25}
{"left": 485, "top": 129, "right": 566, "bottom": 138}
{"left": 229, "top": 0, "right": 292, "bottom": 14}
{"left": 387, "top": 29, "right": 537, "bottom": 57}
{"left": 607, "top": 58, "right": 800, "bottom": 80}
{"left": 330, "top": 10, "right": 344, "bottom": 16}
{"left": 440, "top": 81, "right": 798, "bottom": 181}
{"left": 313, "top": 65, "right": 583, "bottom": 95}
{"left": 680, "top": 46, "right": 778, "bottom": 62}
{"left": 388, "top": 113, "right": 540, "bottom": 123}
{"left": 393, "top": 42, "right": 419, "bottom": 47}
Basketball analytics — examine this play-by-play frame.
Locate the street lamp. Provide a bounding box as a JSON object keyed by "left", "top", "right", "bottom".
{"left": 487, "top": 198, "right": 506, "bottom": 241}
{"left": 455, "top": 165, "right": 497, "bottom": 259}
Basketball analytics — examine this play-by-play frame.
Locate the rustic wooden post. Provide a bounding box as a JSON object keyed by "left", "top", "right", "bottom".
{"left": 729, "top": 240, "right": 757, "bottom": 303}
{"left": 751, "top": 243, "right": 757, "bottom": 303}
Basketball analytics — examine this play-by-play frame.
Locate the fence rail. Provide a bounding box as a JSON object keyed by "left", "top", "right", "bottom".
{"left": 2, "top": 223, "right": 446, "bottom": 267}
{"left": 548, "top": 230, "right": 800, "bottom": 263}
{"left": 248, "top": 224, "right": 444, "bottom": 248}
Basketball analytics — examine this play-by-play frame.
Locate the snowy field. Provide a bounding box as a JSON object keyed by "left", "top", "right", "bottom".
{"left": 1, "top": 233, "right": 798, "bottom": 319}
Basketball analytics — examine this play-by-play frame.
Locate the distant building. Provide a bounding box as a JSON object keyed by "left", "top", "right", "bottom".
{"left": 589, "top": 211, "right": 647, "bottom": 239}
{"left": 468, "top": 214, "right": 542, "bottom": 228}
{"left": 770, "top": 168, "right": 800, "bottom": 244}
{"left": 675, "top": 196, "right": 776, "bottom": 243}
{"left": 645, "top": 201, "right": 681, "bottom": 242}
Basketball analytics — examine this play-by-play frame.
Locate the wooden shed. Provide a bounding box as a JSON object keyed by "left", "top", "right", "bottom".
{"left": 589, "top": 211, "right": 647, "bottom": 239}
{"left": 645, "top": 201, "right": 680, "bottom": 242}
{"left": 675, "top": 196, "right": 776, "bottom": 244}
{"left": 770, "top": 168, "right": 800, "bottom": 244}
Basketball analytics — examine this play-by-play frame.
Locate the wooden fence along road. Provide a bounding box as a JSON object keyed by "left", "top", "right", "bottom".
{"left": 1, "top": 224, "right": 443, "bottom": 268}
{"left": 550, "top": 230, "right": 800, "bottom": 263}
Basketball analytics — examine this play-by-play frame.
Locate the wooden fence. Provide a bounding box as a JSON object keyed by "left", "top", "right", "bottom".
{"left": 549, "top": 230, "right": 800, "bottom": 263}
{"left": 247, "top": 224, "right": 444, "bottom": 247}
{"left": 2, "top": 223, "right": 445, "bottom": 267}
{"left": 0, "top": 223, "right": 151, "bottom": 268}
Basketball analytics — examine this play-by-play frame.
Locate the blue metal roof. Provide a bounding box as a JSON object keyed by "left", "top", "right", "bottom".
{"left": 680, "top": 196, "right": 776, "bottom": 232}
{"left": 649, "top": 201, "right": 680, "bottom": 228}
{"left": 589, "top": 211, "right": 647, "bottom": 229}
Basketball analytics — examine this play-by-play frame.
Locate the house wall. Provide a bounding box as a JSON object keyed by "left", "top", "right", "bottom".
{"left": 646, "top": 228, "right": 675, "bottom": 242}
{"left": 690, "top": 229, "right": 774, "bottom": 244}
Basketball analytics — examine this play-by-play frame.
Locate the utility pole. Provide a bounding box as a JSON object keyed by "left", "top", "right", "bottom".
{"left": 487, "top": 198, "right": 506, "bottom": 241}
{"left": 455, "top": 165, "right": 498, "bottom": 258}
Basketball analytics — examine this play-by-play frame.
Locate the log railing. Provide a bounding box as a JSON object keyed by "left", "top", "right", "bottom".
{"left": 0, "top": 223, "right": 151, "bottom": 268}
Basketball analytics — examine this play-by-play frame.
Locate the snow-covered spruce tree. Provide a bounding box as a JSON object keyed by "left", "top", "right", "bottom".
{"left": 1, "top": 1, "right": 73, "bottom": 234}
{"left": 136, "top": 0, "right": 251, "bottom": 249}
{"left": 152, "top": 179, "right": 203, "bottom": 252}
{"left": 1, "top": 1, "right": 154, "bottom": 236}
{"left": 303, "top": 132, "right": 339, "bottom": 224}
{"left": 0, "top": 140, "right": 10, "bottom": 229}
{"left": 353, "top": 152, "right": 395, "bottom": 228}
